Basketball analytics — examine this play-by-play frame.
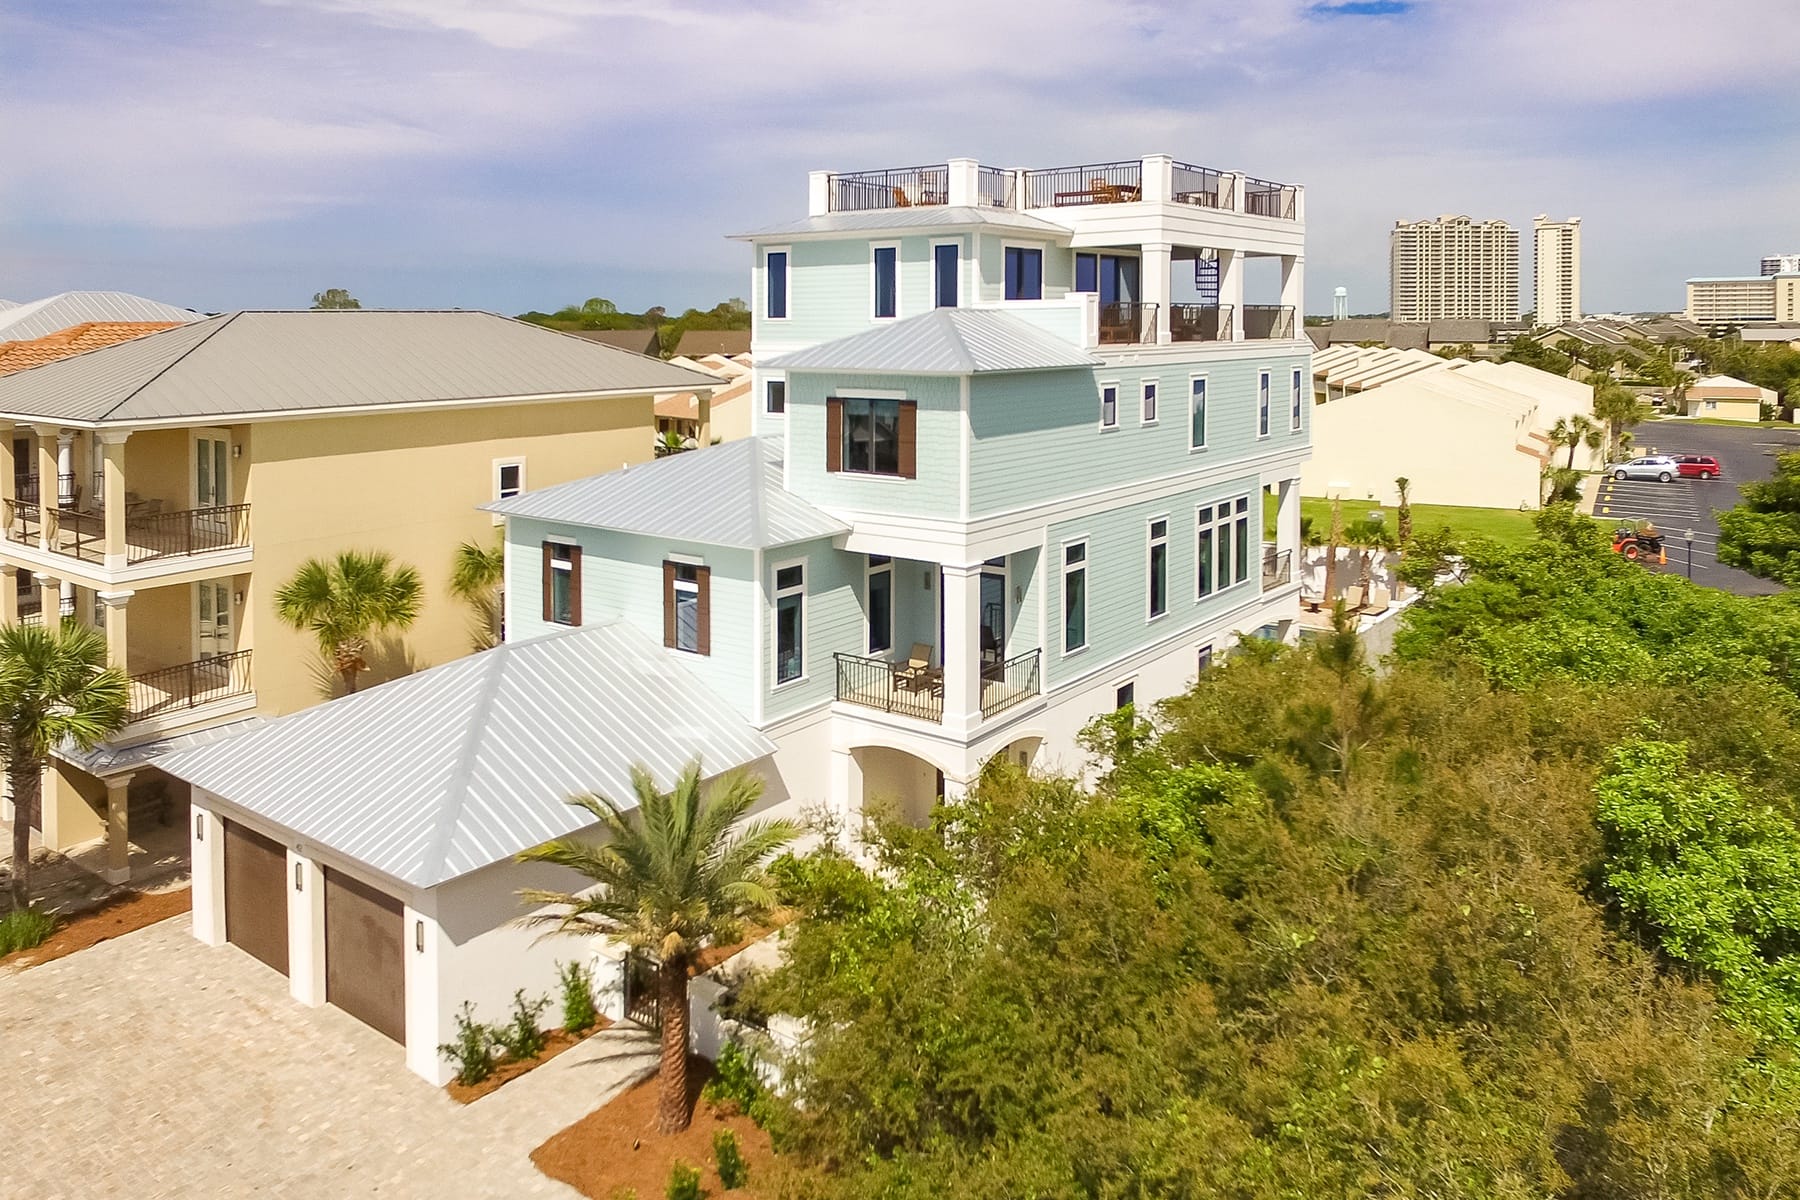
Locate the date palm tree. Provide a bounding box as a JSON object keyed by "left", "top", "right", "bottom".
{"left": 1394, "top": 476, "right": 1413, "bottom": 546}
{"left": 519, "top": 761, "right": 798, "bottom": 1133}
{"left": 449, "top": 538, "right": 505, "bottom": 650}
{"left": 1, "top": 622, "right": 130, "bottom": 908}
{"left": 274, "top": 550, "right": 422, "bottom": 695}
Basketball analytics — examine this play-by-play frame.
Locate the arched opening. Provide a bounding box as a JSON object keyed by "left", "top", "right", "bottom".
{"left": 854, "top": 746, "right": 946, "bottom": 829}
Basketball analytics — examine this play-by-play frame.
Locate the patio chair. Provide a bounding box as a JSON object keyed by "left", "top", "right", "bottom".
{"left": 1341, "top": 585, "right": 1366, "bottom": 613}
{"left": 894, "top": 643, "right": 934, "bottom": 692}
{"left": 891, "top": 186, "right": 912, "bottom": 208}
{"left": 1363, "top": 587, "right": 1393, "bottom": 617}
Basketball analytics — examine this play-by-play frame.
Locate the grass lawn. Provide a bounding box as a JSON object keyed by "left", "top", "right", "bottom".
{"left": 1264, "top": 494, "right": 1543, "bottom": 547}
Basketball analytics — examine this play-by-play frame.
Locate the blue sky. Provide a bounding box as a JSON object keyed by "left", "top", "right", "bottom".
{"left": 2, "top": 0, "right": 1795, "bottom": 317}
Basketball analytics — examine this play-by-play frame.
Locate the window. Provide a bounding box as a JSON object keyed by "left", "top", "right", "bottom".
{"left": 872, "top": 245, "right": 898, "bottom": 319}
{"left": 765, "top": 250, "right": 788, "bottom": 319}
{"left": 1197, "top": 499, "right": 1249, "bottom": 597}
{"left": 1189, "top": 377, "right": 1208, "bottom": 449}
{"left": 1290, "top": 367, "right": 1304, "bottom": 431}
{"left": 1100, "top": 384, "right": 1118, "bottom": 429}
{"left": 1196, "top": 505, "right": 1214, "bottom": 598}
{"left": 663, "top": 561, "right": 709, "bottom": 655}
{"left": 1116, "top": 681, "right": 1135, "bottom": 710}
{"left": 1197, "top": 644, "right": 1214, "bottom": 675}
{"left": 494, "top": 458, "right": 524, "bottom": 503}
{"left": 1234, "top": 497, "right": 1251, "bottom": 584}
{"left": 775, "top": 563, "right": 804, "bottom": 684}
{"left": 1258, "top": 371, "right": 1271, "bottom": 437}
{"left": 1062, "top": 542, "right": 1087, "bottom": 653}
{"left": 1075, "top": 253, "right": 1097, "bottom": 293}
{"left": 542, "top": 541, "right": 580, "bottom": 626}
{"left": 934, "top": 243, "right": 959, "bottom": 308}
{"left": 766, "top": 379, "right": 786, "bottom": 415}
{"left": 1004, "top": 246, "right": 1043, "bottom": 300}
{"left": 866, "top": 555, "right": 892, "bottom": 654}
{"left": 1148, "top": 518, "right": 1168, "bottom": 619}
{"left": 1141, "top": 381, "right": 1158, "bottom": 424}
{"left": 827, "top": 397, "right": 916, "bottom": 477}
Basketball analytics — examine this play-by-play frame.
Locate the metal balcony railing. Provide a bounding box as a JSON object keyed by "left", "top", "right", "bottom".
{"left": 976, "top": 165, "right": 1016, "bottom": 208}
{"left": 46, "top": 503, "right": 250, "bottom": 565}
{"left": 835, "top": 651, "right": 943, "bottom": 722}
{"left": 128, "top": 649, "right": 253, "bottom": 724}
{"left": 1099, "top": 302, "right": 1158, "bottom": 345}
{"left": 1242, "top": 177, "right": 1298, "bottom": 219}
{"left": 828, "top": 165, "right": 949, "bottom": 212}
{"left": 1242, "top": 305, "right": 1297, "bottom": 340}
{"left": 1023, "top": 160, "right": 1143, "bottom": 207}
{"left": 1171, "top": 162, "right": 1231, "bottom": 209}
{"left": 1171, "top": 304, "right": 1232, "bottom": 342}
{"left": 1262, "top": 547, "right": 1294, "bottom": 588}
{"left": 979, "top": 649, "right": 1041, "bottom": 718}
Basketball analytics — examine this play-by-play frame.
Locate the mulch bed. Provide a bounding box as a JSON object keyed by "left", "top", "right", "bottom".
{"left": 533, "top": 1056, "right": 778, "bottom": 1199}
{"left": 0, "top": 887, "right": 190, "bottom": 971}
{"left": 689, "top": 911, "right": 794, "bottom": 977}
{"left": 446, "top": 1017, "right": 614, "bottom": 1104}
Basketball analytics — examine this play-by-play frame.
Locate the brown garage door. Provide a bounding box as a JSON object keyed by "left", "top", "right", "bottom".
{"left": 223, "top": 820, "right": 289, "bottom": 975}
{"left": 324, "top": 868, "right": 406, "bottom": 1043}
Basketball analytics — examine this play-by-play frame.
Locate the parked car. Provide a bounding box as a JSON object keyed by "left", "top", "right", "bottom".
{"left": 1673, "top": 454, "right": 1721, "bottom": 480}
{"left": 1609, "top": 455, "right": 1678, "bottom": 482}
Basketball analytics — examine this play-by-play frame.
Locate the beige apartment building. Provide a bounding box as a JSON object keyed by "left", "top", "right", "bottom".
{"left": 1390, "top": 215, "right": 1520, "bottom": 323}
{"left": 0, "top": 309, "right": 712, "bottom": 881}
{"left": 1533, "top": 215, "right": 1581, "bottom": 327}
{"left": 1686, "top": 274, "right": 1800, "bottom": 324}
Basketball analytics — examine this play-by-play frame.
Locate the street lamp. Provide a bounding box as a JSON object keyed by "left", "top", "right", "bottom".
{"left": 1684, "top": 529, "right": 1694, "bottom": 580}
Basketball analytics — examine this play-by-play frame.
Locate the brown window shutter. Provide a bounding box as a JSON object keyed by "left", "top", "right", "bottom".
{"left": 541, "top": 541, "right": 554, "bottom": 623}
{"left": 568, "top": 545, "right": 583, "bottom": 626}
{"left": 898, "top": 401, "right": 918, "bottom": 479}
{"left": 662, "top": 561, "right": 677, "bottom": 647}
{"left": 695, "top": 566, "right": 711, "bottom": 656}
{"left": 825, "top": 398, "right": 843, "bottom": 473}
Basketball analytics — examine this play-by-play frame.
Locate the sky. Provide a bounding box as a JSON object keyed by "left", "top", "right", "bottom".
{"left": 2, "top": 0, "right": 1796, "bottom": 319}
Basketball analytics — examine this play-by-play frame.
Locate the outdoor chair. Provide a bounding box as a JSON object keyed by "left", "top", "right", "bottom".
{"left": 894, "top": 643, "right": 934, "bottom": 692}
{"left": 1341, "top": 585, "right": 1366, "bottom": 612}
{"left": 1363, "top": 587, "right": 1393, "bottom": 617}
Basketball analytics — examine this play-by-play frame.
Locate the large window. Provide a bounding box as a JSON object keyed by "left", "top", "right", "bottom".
{"left": 1291, "top": 367, "right": 1304, "bottom": 431}
{"left": 866, "top": 555, "right": 892, "bottom": 654}
{"left": 1004, "top": 246, "right": 1043, "bottom": 300}
{"left": 766, "top": 250, "right": 788, "bottom": 319}
{"left": 663, "top": 561, "right": 709, "bottom": 655}
{"left": 1198, "top": 497, "right": 1251, "bottom": 598}
{"left": 1063, "top": 542, "right": 1087, "bottom": 653}
{"left": 1100, "top": 384, "right": 1118, "bottom": 430}
{"left": 766, "top": 379, "right": 786, "bottom": 415}
{"left": 1189, "top": 377, "right": 1208, "bottom": 449}
{"left": 1075, "top": 253, "right": 1097, "bottom": 294}
{"left": 829, "top": 396, "right": 914, "bottom": 476}
{"left": 872, "top": 245, "right": 898, "bottom": 319}
{"left": 1141, "top": 381, "right": 1158, "bottom": 425}
{"left": 775, "top": 563, "right": 804, "bottom": 684}
{"left": 1148, "top": 518, "right": 1168, "bottom": 619}
{"left": 1258, "top": 370, "right": 1271, "bottom": 438}
{"left": 542, "top": 541, "right": 580, "bottom": 626}
{"left": 934, "top": 243, "right": 959, "bottom": 308}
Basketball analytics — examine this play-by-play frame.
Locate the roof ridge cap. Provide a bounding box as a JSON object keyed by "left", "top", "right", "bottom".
{"left": 97, "top": 313, "right": 237, "bottom": 422}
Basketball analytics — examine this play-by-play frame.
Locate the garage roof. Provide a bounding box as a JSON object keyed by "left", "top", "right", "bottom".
{"left": 157, "top": 621, "right": 776, "bottom": 889}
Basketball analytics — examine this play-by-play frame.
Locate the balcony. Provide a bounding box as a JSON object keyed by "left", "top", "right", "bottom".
{"left": 1243, "top": 177, "right": 1298, "bottom": 220}
{"left": 1262, "top": 546, "right": 1294, "bottom": 589}
{"left": 834, "top": 648, "right": 1041, "bottom": 724}
{"left": 128, "top": 650, "right": 253, "bottom": 725}
{"left": 4, "top": 497, "right": 250, "bottom": 567}
{"left": 828, "top": 165, "right": 950, "bottom": 212}
{"left": 1171, "top": 304, "right": 1232, "bottom": 342}
{"left": 1242, "top": 305, "right": 1297, "bottom": 340}
{"left": 1099, "top": 302, "right": 1158, "bottom": 345}
{"left": 1171, "top": 162, "right": 1232, "bottom": 209}
{"left": 1023, "top": 161, "right": 1143, "bottom": 208}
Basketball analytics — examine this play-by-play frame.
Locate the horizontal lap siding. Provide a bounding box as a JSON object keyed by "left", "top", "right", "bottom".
{"left": 765, "top": 537, "right": 862, "bottom": 722}
{"left": 976, "top": 235, "right": 1071, "bottom": 304}
{"left": 969, "top": 352, "right": 1308, "bottom": 517}
{"left": 786, "top": 372, "right": 962, "bottom": 519}
{"left": 757, "top": 236, "right": 965, "bottom": 350}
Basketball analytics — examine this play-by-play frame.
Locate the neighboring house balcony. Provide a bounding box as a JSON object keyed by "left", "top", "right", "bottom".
{"left": 834, "top": 646, "right": 1042, "bottom": 723}
{"left": 125, "top": 648, "right": 254, "bottom": 732}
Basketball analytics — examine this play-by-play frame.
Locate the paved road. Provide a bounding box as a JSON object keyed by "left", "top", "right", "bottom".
{"left": 2, "top": 917, "right": 659, "bottom": 1199}
{"left": 1595, "top": 421, "right": 1800, "bottom": 595}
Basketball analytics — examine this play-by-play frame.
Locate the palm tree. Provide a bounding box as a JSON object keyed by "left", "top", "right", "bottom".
{"left": 1556, "top": 414, "right": 1601, "bottom": 469}
{"left": 1, "top": 622, "right": 130, "bottom": 908}
{"left": 1394, "top": 477, "right": 1413, "bottom": 546}
{"left": 449, "top": 539, "right": 505, "bottom": 650}
{"left": 274, "top": 550, "right": 422, "bottom": 695}
{"left": 519, "top": 761, "right": 799, "bottom": 1133}
{"left": 1322, "top": 497, "right": 1345, "bottom": 601}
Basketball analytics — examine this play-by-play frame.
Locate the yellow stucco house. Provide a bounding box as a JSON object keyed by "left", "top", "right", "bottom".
{"left": 0, "top": 309, "right": 714, "bottom": 882}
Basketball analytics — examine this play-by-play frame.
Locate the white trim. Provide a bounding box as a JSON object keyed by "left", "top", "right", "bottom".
{"left": 1113, "top": 678, "right": 1138, "bottom": 709}
{"left": 1187, "top": 373, "right": 1209, "bottom": 451}
{"left": 190, "top": 427, "right": 231, "bottom": 510}
{"left": 763, "top": 244, "right": 792, "bottom": 322}
{"left": 764, "top": 376, "right": 787, "bottom": 418}
{"left": 1000, "top": 241, "right": 1047, "bottom": 302}
{"left": 1059, "top": 537, "right": 1089, "bottom": 656}
{"left": 1146, "top": 514, "right": 1170, "bottom": 622}
{"left": 1257, "top": 369, "right": 1271, "bottom": 439}
{"left": 541, "top": 533, "right": 579, "bottom": 546}
{"left": 869, "top": 241, "right": 901, "bottom": 322}
{"left": 665, "top": 550, "right": 705, "bottom": 566}
{"left": 1139, "top": 377, "right": 1159, "bottom": 426}
{"left": 864, "top": 553, "right": 894, "bottom": 656}
{"left": 837, "top": 387, "right": 908, "bottom": 400}
{"left": 491, "top": 455, "right": 525, "bottom": 525}
{"left": 1098, "top": 381, "right": 1119, "bottom": 431}
{"left": 930, "top": 238, "right": 963, "bottom": 309}
{"left": 771, "top": 555, "right": 807, "bottom": 688}
{"left": 1289, "top": 366, "right": 1304, "bottom": 432}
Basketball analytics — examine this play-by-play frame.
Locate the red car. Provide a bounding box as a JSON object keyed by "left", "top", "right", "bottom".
{"left": 1673, "top": 454, "right": 1721, "bottom": 480}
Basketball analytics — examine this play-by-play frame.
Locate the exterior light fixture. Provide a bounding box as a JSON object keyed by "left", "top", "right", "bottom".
{"left": 194, "top": 813, "right": 204, "bottom": 841}
{"left": 415, "top": 920, "right": 425, "bottom": 952}
{"left": 293, "top": 862, "right": 303, "bottom": 891}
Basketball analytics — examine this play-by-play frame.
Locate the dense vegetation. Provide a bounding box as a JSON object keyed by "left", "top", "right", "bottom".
{"left": 514, "top": 295, "right": 749, "bottom": 356}
{"left": 1719, "top": 451, "right": 1800, "bottom": 586}
{"left": 746, "top": 509, "right": 1800, "bottom": 1198}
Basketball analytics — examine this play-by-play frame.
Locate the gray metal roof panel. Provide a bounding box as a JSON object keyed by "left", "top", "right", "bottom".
{"left": 157, "top": 621, "right": 777, "bottom": 889}
{"left": 485, "top": 437, "right": 848, "bottom": 549}
{"left": 733, "top": 206, "right": 1069, "bottom": 240}
{"left": 0, "top": 291, "right": 201, "bottom": 342}
{"left": 766, "top": 308, "right": 1101, "bottom": 375}
{"left": 0, "top": 310, "right": 718, "bottom": 425}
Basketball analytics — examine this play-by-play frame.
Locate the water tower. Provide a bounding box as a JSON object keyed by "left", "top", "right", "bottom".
{"left": 1332, "top": 286, "right": 1348, "bottom": 321}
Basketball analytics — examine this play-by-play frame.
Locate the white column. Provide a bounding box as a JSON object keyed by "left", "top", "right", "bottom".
{"left": 0, "top": 565, "right": 16, "bottom": 626}
{"left": 1144, "top": 242, "right": 1173, "bottom": 345}
{"left": 59, "top": 579, "right": 74, "bottom": 621}
{"left": 941, "top": 775, "right": 972, "bottom": 803}
{"left": 1280, "top": 255, "right": 1305, "bottom": 334}
{"left": 403, "top": 902, "right": 448, "bottom": 1083}
{"left": 946, "top": 157, "right": 980, "bottom": 207}
{"left": 829, "top": 747, "right": 864, "bottom": 835}
{"left": 1223, "top": 171, "right": 1245, "bottom": 214}
{"left": 807, "top": 170, "right": 830, "bottom": 217}
{"left": 1219, "top": 249, "right": 1246, "bottom": 341}
{"left": 1141, "top": 154, "right": 1173, "bottom": 204}
{"left": 33, "top": 426, "right": 57, "bottom": 551}
{"left": 190, "top": 799, "right": 227, "bottom": 947}
{"left": 1278, "top": 478, "right": 1302, "bottom": 559}
{"left": 287, "top": 850, "right": 327, "bottom": 1006}
{"left": 32, "top": 571, "right": 53, "bottom": 624}
{"left": 55, "top": 430, "right": 75, "bottom": 507}
{"left": 940, "top": 563, "right": 983, "bottom": 737}
{"left": 98, "top": 589, "right": 131, "bottom": 670}
{"left": 103, "top": 773, "right": 133, "bottom": 885}
{"left": 99, "top": 430, "right": 130, "bottom": 569}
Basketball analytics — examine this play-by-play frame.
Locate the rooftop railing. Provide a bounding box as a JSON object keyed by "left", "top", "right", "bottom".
{"left": 977, "top": 165, "right": 1016, "bottom": 208}
{"left": 1171, "top": 304, "right": 1232, "bottom": 343}
{"left": 1242, "top": 305, "right": 1297, "bottom": 340}
{"left": 1022, "top": 160, "right": 1143, "bottom": 208}
{"left": 828, "top": 165, "right": 949, "bottom": 212}
{"left": 1243, "top": 176, "right": 1298, "bottom": 220}
{"left": 1099, "top": 302, "right": 1159, "bottom": 346}
{"left": 1171, "top": 162, "right": 1231, "bottom": 209}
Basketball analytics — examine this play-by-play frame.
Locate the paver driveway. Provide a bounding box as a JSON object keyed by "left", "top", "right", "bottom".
{"left": 3, "top": 916, "right": 659, "bottom": 1199}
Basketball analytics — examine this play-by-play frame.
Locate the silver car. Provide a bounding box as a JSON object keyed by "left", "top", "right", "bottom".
{"left": 1610, "top": 455, "right": 1677, "bottom": 482}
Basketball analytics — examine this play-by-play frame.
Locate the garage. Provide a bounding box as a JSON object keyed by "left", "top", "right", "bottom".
{"left": 223, "top": 820, "right": 289, "bottom": 975}
{"left": 324, "top": 868, "right": 406, "bottom": 1043}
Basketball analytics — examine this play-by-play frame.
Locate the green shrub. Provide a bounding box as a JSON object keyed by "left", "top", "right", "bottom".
{"left": 701, "top": 1041, "right": 762, "bottom": 1112}
{"left": 664, "top": 1160, "right": 702, "bottom": 1200}
{"left": 0, "top": 907, "right": 56, "bottom": 956}
{"left": 494, "top": 988, "right": 550, "bottom": 1061}
{"left": 437, "top": 1002, "right": 496, "bottom": 1084}
{"left": 713, "top": 1128, "right": 748, "bottom": 1189}
{"left": 558, "top": 959, "right": 598, "bottom": 1033}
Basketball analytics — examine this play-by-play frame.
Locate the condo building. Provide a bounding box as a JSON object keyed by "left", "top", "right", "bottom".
{"left": 1390, "top": 215, "right": 1520, "bottom": 323}
{"left": 1761, "top": 253, "right": 1800, "bottom": 277}
{"left": 1533, "top": 215, "right": 1581, "bottom": 327}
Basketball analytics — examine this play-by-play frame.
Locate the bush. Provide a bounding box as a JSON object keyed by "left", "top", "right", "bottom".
{"left": 437, "top": 1002, "right": 496, "bottom": 1084}
{"left": 558, "top": 960, "right": 598, "bottom": 1033}
{"left": 713, "top": 1128, "right": 748, "bottom": 1189}
{"left": 701, "top": 1041, "right": 762, "bottom": 1113}
{"left": 0, "top": 906, "right": 56, "bottom": 956}
{"left": 494, "top": 989, "right": 550, "bottom": 1061}
{"left": 664, "top": 1160, "right": 702, "bottom": 1200}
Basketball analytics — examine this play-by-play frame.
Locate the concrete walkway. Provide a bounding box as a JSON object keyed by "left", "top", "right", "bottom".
{"left": 2, "top": 917, "right": 658, "bottom": 1199}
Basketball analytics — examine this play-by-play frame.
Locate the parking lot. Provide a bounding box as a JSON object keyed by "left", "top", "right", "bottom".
{"left": 1595, "top": 421, "right": 1800, "bottom": 595}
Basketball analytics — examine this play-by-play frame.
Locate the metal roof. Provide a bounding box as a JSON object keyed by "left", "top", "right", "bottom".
{"left": 732, "top": 206, "right": 1068, "bottom": 240}
{"left": 59, "top": 716, "right": 266, "bottom": 780}
{"left": 486, "top": 436, "right": 847, "bottom": 549}
{"left": 0, "top": 291, "right": 200, "bottom": 342}
{"left": 0, "top": 310, "right": 718, "bottom": 425}
{"left": 157, "top": 622, "right": 777, "bottom": 889}
{"left": 767, "top": 308, "right": 1101, "bottom": 375}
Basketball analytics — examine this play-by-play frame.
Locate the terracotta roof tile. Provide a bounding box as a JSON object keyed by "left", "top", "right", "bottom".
{"left": 0, "top": 322, "right": 184, "bottom": 376}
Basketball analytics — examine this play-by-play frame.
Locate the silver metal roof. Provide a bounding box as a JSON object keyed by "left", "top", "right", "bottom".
{"left": 485, "top": 437, "right": 848, "bottom": 549}
{"left": 732, "top": 206, "right": 1068, "bottom": 240}
{"left": 0, "top": 291, "right": 201, "bottom": 341}
{"left": 767, "top": 308, "right": 1101, "bottom": 375}
{"left": 59, "top": 716, "right": 266, "bottom": 780}
{"left": 0, "top": 310, "right": 717, "bottom": 425}
{"left": 157, "top": 621, "right": 777, "bottom": 889}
